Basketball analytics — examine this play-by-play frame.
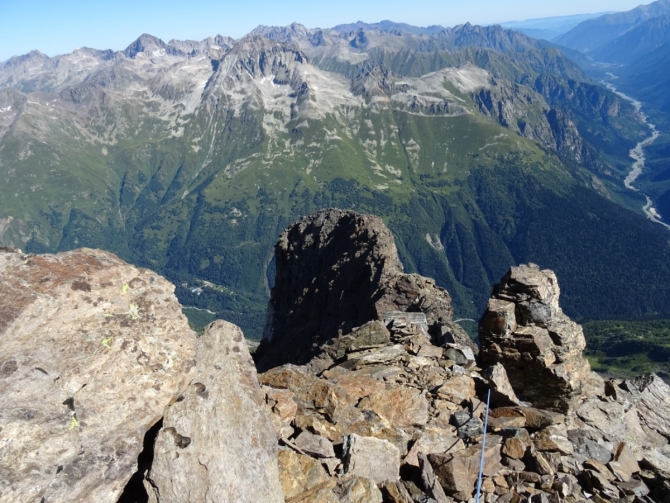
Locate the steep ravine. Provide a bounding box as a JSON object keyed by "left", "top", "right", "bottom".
{"left": 602, "top": 76, "right": 670, "bottom": 230}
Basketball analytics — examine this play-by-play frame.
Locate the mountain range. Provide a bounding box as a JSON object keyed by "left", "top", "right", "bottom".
{"left": 1, "top": 22, "right": 669, "bottom": 338}
{"left": 554, "top": 0, "right": 670, "bottom": 52}
{"left": 499, "top": 12, "right": 613, "bottom": 41}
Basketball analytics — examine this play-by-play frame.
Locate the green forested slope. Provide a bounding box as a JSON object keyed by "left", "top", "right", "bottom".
{"left": 1, "top": 30, "right": 669, "bottom": 339}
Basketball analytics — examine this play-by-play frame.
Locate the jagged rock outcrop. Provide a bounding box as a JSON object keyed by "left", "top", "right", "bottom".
{"left": 144, "top": 320, "right": 284, "bottom": 503}
{"left": 255, "top": 209, "right": 474, "bottom": 371}
{"left": 0, "top": 248, "right": 197, "bottom": 503}
{"left": 479, "top": 263, "right": 591, "bottom": 412}
{"left": 258, "top": 309, "right": 670, "bottom": 502}
{"left": 256, "top": 231, "right": 670, "bottom": 502}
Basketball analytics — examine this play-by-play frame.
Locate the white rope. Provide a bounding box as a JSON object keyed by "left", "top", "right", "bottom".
{"left": 475, "top": 388, "right": 491, "bottom": 503}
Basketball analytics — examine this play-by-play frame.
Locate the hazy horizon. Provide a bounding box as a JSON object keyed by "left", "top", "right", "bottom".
{"left": 0, "top": 0, "right": 649, "bottom": 62}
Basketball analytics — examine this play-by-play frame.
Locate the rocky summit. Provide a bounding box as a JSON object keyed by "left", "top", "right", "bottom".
{"left": 1, "top": 211, "right": 670, "bottom": 503}
{"left": 0, "top": 247, "right": 197, "bottom": 502}
{"left": 257, "top": 210, "right": 670, "bottom": 502}
{"left": 0, "top": 247, "right": 280, "bottom": 503}
{"left": 255, "top": 208, "right": 474, "bottom": 372}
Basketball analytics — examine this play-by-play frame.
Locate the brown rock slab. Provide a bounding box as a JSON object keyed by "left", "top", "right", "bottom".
{"left": 343, "top": 433, "right": 400, "bottom": 484}
{"left": 0, "top": 248, "right": 197, "bottom": 503}
{"left": 381, "top": 481, "right": 414, "bottom": 503}
{"left": 145, "top": 320, "right": 283, "bottom": 503}
{"left": 404, "top": 428, "right": 465, "bottom": 467}
{"left": 358, "top": 386, "right": 429, "bottom": 428}
{"left": 526, "top": 451, "right": 555, "bottom": 476}
{"left": 479, "top": 298, "right": 517, "bottom": 336}
{"left": 583, "top": 469, "right": 620, "bottom": 500}
{"left": 428, "top": 443, "right": 502, "bottom": 496}
{"left": 436, "top": 374, "right": 476, "bottom": 404}
{"left": 517, "top": 407, "right": 565, "bottom": 429}
{"left": 335, "top": 476, "right": 384, "bottom": 503}
{"left": 609, "top": 442, "right": 639, "bottom": 481}
{"left": 322, "top": 368, "right": 386, "bottom": 400}
{"left": 277, "top": 449, "right": 332, "bottom": 500}
{"left": 343, "top": 345, "right": 407, "bottom": 368}
{"left": 419, "top": 452, "right": 451, "bottom": 503}
{"left": 417, "top": 344, "right": 445, "bottom": 359}
{"left": 259, "top": 364, "right": 319, "bottom": 391}
{"left": 488, "top": 416, "right": 526, "bottom": 430}
{"left": 320, "top": 321, "right": 391, "bottom": 360}
{"left": 485, "top": 363, "right": 520, "bottom": 407}
{"left": 295, "top": 412, "right": 343, "bottom": 442}
{"left": 264, "top": 387, "right": 298, "bottom": 423}
{"left": 533, "top": 426, "right": 573, "bottom": 455}
{"left": 502, "top": 438, "right": 528, "bottom": 460}
{"left": 584, "top": 459, "right": 614, "bottom": 480}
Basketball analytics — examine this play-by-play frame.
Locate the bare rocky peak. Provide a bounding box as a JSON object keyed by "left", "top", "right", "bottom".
{"left": 0, "top": 247, "right": 198, "bottom": 502}
{"left": 255, "top": 209, "right": 474, "bottom": 372}
{"left": 166, "top": 35, "right": 234, "bottom": 58}
{"left": 447, "top": 23, "right": 540, "bottom": 53}
{"left": 144, "top": 320, "right": 284, "bottom": 503}
{"left": 251, "top": 22, "right": 312, "bottom": 42}
{"left": 1, "top": 49, "right": 52, "bottom": 69}
{"left": 331, "top": 20, "right": 447, "bottom": 36}
{"left": 227, "top": 34, "right": 308, "bottom": 66}
{"left": 123, "top": 33, "right": 168, "bottom": 59}
{"left": 1, "top": 236, "right": 670, "bottom": 502}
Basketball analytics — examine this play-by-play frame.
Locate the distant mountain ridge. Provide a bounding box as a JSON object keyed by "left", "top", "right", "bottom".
{"left": 331, "top": 20, "right": 446, "bottom": 35}
{"left": 591, "top": 15, "right": 670, "bottom": 64}
{"left": 499, "top": 12, "right": 614, "bottom": 41}
{"left": 555, "top": 0, "right": 670, "bottom": 52}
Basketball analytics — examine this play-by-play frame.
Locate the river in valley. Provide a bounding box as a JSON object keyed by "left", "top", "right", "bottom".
{"left": 602, "top": 76, "right": 670, "bottom": 230}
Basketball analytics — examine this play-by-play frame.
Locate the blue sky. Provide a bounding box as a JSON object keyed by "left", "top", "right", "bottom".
{"left": 0, "top": 0, "right": 648, "bottom": 62}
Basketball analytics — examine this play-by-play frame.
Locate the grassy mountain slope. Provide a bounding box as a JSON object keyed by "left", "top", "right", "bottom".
{"left": 1, "top": 28, "right": 669, "bottom": 339}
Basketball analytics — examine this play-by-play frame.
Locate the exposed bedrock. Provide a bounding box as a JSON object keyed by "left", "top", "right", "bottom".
{"left": 255, "top": 208, "right": 474, "bottom": 372}
{"left": 0, "top": 247, "right": 284, "bottom": 503}
{"left": 478, "top": 263, "right": 591, "bottom": 412}
{"left": 144, "top": 320, "right": 284, "bottom": 502}
{"left": 0, "top": 247, "right": 197, "bottom": 503}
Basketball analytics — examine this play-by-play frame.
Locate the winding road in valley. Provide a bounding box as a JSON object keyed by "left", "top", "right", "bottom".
{"left": 602, "top": 76, "right": 670, "bottom": 230}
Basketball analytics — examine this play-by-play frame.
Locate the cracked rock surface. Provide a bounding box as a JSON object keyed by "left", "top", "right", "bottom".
{"left": 0, "top": 247, "right": 197, "bottom": 503}
{"left": 145, "top": 320, "right": 283, "bottom": 503}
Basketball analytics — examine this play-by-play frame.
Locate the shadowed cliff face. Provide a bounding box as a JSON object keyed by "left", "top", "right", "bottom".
{"left": 255, "top": 209, "right": 403, "bottom": 371}
{"left": 254, "top": 208, "right": 473, "bottom": 372}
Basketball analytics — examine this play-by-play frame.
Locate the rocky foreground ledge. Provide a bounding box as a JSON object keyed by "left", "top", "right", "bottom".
{"left": 1, "top": 210, "right": 670, "bottom": 503}
{"left": 0, "top": 247, "right": 281, "bottom": 503}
